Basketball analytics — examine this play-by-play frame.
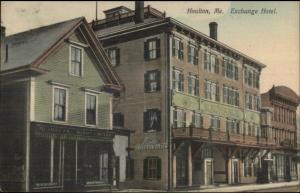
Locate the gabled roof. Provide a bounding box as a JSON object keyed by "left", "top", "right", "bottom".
{"left": 1, "top": 17, "right": 122, "bottom": 92}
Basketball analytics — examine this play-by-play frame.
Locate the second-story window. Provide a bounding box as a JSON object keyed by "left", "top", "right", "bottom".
{"left": 204, "top": 50, "right": 219, "bottom": 74}
{"left": 173, "top": 109, "right": 186, "bottom": 128}
{"left": 223, "top": 86, "right": 239, "bottom": 106}
{"left": 113, "top": 112, "right": 124, "bottom": 127}
{"left": 70, "top": 46, "right": 83, "bottom": 76}
{"left": 172, "top": 69, "right": 184, "bottom": 92}
{"left": 107, "top": 48, "right": 120, "bottom": 67}
{"left": 227, "top": 119, "right": 240, "bottom": 134}
{"left": 53, "top": 87, "right": 67, "bottom": 122}
{"left": 144, "top": 38, "right": 160, "bottom": 60}
{"left": 144, "top": 109, "right": 161, "bottom": 132}
{"left": 188, "top": 44, "right": 198, "bottom": 65}
{"left": 205, "top": 80, "right": 219, "bottom": 101}
{"left": 188, "top": 74, "right": 199, "bottom": 96}
{"left": 86, "top": 93, "right": 97, "bottom": 125}
{"left": 172, "top": 38, "right": 184, "bottom": 60}
{"left": 192, "top": 112, "right": 202, "bottom": 128}
{"left": 145, "top": 70, "right": 161, "bottom": 92}
{"left": 211, "top": 116, "right": 220, "bottom": 130}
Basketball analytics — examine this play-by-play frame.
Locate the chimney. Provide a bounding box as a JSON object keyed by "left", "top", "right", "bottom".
{"left": 134, "top": 1, "right": 144, "bottom": 24}
{"left": 1, "top": 25, "right": 5, "bottom": 41}
{"left": 209, "top": 22, "right": 218, "bottom": 40}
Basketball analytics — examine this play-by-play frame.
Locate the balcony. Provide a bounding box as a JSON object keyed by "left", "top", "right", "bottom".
{"left": 172, "top": 127, "right": 277, "bottom": 148}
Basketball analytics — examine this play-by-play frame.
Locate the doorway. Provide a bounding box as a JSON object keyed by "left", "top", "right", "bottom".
{"left": 63, "top": 140, "right": 76, "bottom": 191}
{"left": 231, "top": 159, "right": 239, "bottom": 184}
{"left": 204, "top": 159, "right": 213, "bottom": 185}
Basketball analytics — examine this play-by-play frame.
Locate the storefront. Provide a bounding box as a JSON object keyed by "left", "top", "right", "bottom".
{"left": 30, "top": 122, "right": 115, "bottom": 191}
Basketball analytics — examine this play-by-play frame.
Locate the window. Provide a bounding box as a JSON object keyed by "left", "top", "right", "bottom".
{"left": 205, "top": 80, "right": 219, "bottom": 101}
{"left": 113, "top": 113, "right": 124, "bottom": 127}
{"left": 245, "top": 93, "right": 259, "bottom": 111}
{"left": 144, "top": 109, "right": 161, "bottom": 132}
{"left": 143, "top": 157, "right": 161, "bottom": 180}
{"left": 86, "top": 94, "right": 97, "bottom": 125}
{"left": 173, "top": 109, "right": 186, "bottom": 128}
{"left": 222, "top": 58, "right": 238, "bottom": 80}
{"left": 70, "top": 46, "right": 82, "bottom": 76}
{"left": 227, "top": 119, "right": 240, "bottom": 134}
{"left": 188, "top": 74, "right": 199, "bottom": 96}
{"left": 261, "top": 127, "right": 267, "bottom": 138}
{"left": 204, "top": 50, "right": 219, "bottom": 74}
{"left": 188, "top": 44, "right": 198, "bottom": 65}
{"left": 223, "top": 86, "right": 239, "bottom": 106}
{"left": 145, "top": 70, "right": 161, "bottom": 92}
{"left": 126, "top": 157, "right": 134, "bottom": 179}
{"left": 172, "top": 69, "right": 184, "bottom": 92}
{"left": 192, "top": 112, "right": 202, "bottom": 128}
{"left": 211, "top": 116, "right": 220, "bottom": 130}
{"left": 144, "top": 38, "right": 160, "bottom": 60}
{"left": 244, "top": 67, "right": 260, "bottom": 88}
{"left": 107, "top": 48, "right": 120, "bottom": 67}
{"left": 172, "top": 38, "right": 184, "bottom": 60}
{"left": 53, "top": 87, "right": 67, "bottom": 121}
{"left": 244, "top": 158, "right": 253, "bottom": 177}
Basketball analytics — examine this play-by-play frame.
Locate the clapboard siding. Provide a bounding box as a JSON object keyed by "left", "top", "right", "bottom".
{"left": 34, "top": 32, "right": 111, "bottom": 129}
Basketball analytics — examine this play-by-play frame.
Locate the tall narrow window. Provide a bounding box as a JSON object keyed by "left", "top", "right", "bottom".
{"left": 145, "top": 70, "right": 161, "bottom": 92}
{"left": 144, "top": 109, "right": 161, "bottom": 132}
{"left": 70, "top": 46, "right": 82, "bottom": 76}
{"left": 204, "top": 50, "right": 219, "bottom": 74}
{"left": 205, "top": 80, "right": 219, "bottom": 101}
{"left": 211, "top": 116, "right": 220, "bottom": 130}
{"left": 188, "top": 74, "right": 199, "bottom": 96}
{"left": 173, "top": 109, "right": 186, "bottom": 128}
{"left": 144, "top": 38, "right": 160, "bottom": 60}
{"left": 53, "top": 87, "right": 67, "bottom": 121}
{"left": 192, "top": 112, "right": 202, "bottom": 128}
{"left": 172, "top": 69, "right": 184, "bottom": 92}
{"left": 107, "top": 48, "right": 120, "bottom": 67}
{"left": 86, "top": 94, "right": 97, "bottom": 125}
{"left": 172, "top": 38, "right": 184, "bottom": 60}
{"left": 188, "top": 45, "right": 198, "bottom": 65}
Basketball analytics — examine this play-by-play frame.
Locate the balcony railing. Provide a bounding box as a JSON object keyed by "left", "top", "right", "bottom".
{"left": 172, "top": 127, "right": 277, "bottom": 148}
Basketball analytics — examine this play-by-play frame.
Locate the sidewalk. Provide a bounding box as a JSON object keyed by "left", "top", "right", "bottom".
{"left": 183, "top": 181, "right": 300, "bottom": 192}
{"left": 89, "top": 181, "right": 300, "bottom": 192}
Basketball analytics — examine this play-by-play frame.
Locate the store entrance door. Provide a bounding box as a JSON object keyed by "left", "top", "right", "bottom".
{"left": 63, "top": 140, "right": 76, "bottom": 191}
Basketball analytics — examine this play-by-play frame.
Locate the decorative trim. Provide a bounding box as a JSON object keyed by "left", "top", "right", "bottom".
{"left": 48, "top": 80, "right": 71, "bottom": 88}
{"left": 67, "top": 39, "right": 89, "bottom": 48}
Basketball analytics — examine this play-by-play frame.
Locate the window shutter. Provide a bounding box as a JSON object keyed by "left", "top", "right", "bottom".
{"left": 144, "top": 111, "right": 148, "bottom": 132}
{"left": 156, "top": 71, "right": 161, "bottom": 91}
{"left": 188, "top": 46, "right": 191, "bottom": 63}
{"left": 179, "top": 41, "right": 184, "bottom": 60}
{"left": 195, "top": 78, "right": 199, "bottom": 96}
{"left": 216, "top": 84, "right": 220, "bottom": 101}
{"left": 183, "top": 111, "right": 187, "bottom": 127}
{"left": 144, "top": 72, "right": 150, "bottom": 92}
{"left": 144, "top": 41, "right": 149, "bottom": 60}
{"left": 156, "top": 39, "right": 161, "bottom": 59}
{"left": 172, "top": 38, "right": 175, "bottom": 56}
{"left": 204, "top": 51, "right": 207, "bottom": 70}
{"left": 157, "top": 110, "right": 161, "bottom": 131}
{"left": 181, "top": 73, "right": 184, "bottom": 92}
{"left": 215, "top": 58, "right": 219, "bottom": 73}
{"left": 120, "top": 113, "right": 124, "bottom": 127}
{"left": 143, "top": 158, "right": 148, "bottom": 179}
{"left": 157, "top": 158, "right": 161, "bottom": 179}
{"left": 173, "top": 109, "right": 177, "bottom": 128}
{"left": 234, "top": 66, "right": 238, "bottom": 80}
{"left": 222, "top": 59, "right": 226, "bottom": 76}
{"left": 116, "top": 48, "right": 120, "bottom": 66}
{"left": 192, "top": 113, "right": 195, "bottom": 126}
{"left": 172, "top": 70, "right": 176, "bottom": 89}
{"left": 200, "top": 116, "right": 203, "bottom": 128}
{"left": 195, "top": 48, "right": 199, "bottom": 65}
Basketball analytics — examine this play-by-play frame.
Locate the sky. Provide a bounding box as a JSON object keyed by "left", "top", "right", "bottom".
{"left": 1, "top": 1, "right": 299, "bottom": 97}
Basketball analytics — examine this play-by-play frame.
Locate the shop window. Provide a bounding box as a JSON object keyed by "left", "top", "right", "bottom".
{"left": 143, "top": 157, "right": 161, "bottom": 180}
